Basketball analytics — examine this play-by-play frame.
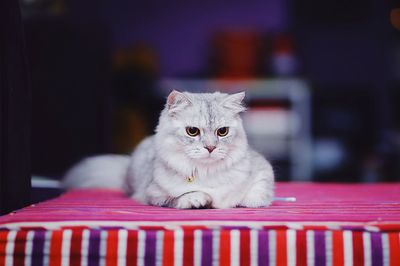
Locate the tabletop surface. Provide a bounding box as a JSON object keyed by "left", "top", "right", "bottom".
{"left": 1, "top": 183, "right": 399, "bottom": 228}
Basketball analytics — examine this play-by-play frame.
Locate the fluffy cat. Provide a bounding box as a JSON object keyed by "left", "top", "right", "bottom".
{"left": 63, "top": 90, "right": 275, "bottom": 209}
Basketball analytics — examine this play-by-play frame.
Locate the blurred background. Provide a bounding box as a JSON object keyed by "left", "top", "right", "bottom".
{"left": 23, "top": 0, "right": 400, "bottom": 201}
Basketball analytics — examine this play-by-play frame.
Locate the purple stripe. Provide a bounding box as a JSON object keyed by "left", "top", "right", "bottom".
{"left": 145, "top": 230, "right": 156, "bottom": 266}
{"left": 88, "top": 230, "right": 101, "bottom": 266}
{"left": 201, "top": 230, "right": 213, "bottom": 266}
{"left": 31, "top": 230, "right": 45, "bottom": 266}
{"left": 221, "top": 226, "right": 250, "bottom": 230}
{"left": 371, "top": 232, "right": 383, "bottom": 266}
{"left": 258, "top": 229, "right": 269, "bottom": 266}
{"left": 341, "top": 226, "right": 365, "bottom": 231}
{"left": 314, "top": 230, "right": 326, "bottom": 266}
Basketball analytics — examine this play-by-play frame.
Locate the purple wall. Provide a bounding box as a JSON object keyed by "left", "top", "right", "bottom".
{"left": 92, "top": 0, "right": 289, "bottom": 77}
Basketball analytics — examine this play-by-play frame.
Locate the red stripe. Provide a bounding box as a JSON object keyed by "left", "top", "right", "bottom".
{"left": 389, "top": 232, "right": 400, "bottom": 266}
{"left": 163, "top": 230, "right": 174, "bottom": 266}
{"left": 352, "top": 231, "right": 364, "bottom": 266}
{"left": 296, "top": 230, "right": 307, "bottom": 266}
{"left": 106, "top": 230, "right": 119, "bottom": 266}
{"left": 240, "top": 230, "right": 251, "bottom": 266}
{"left": 183, "top": 229, "right": 194, "bottom": 266}
{"left": 376, "top": 224, "right": 400, "bottom": 232}
{"left": 332, "top": 231, "right": 344, "bottom": 266}
{"left": 69, "top": 229, "right": 83, "bottom": 266}
{"left": 126, "top": 231, "right": 138, "bottom": 266}
{"left": 219, "top": 230, "right": 230, "bottom": 265}
{"left": 276, "top": 230, "right": 287, "bottom": 266}
{"left": 0, "top": 231, "right": 8, "bottom": 266}
{"left": 12, "top": 230, "right": 27, "bottom": 266}
{"left": 302, "top": 226, "right": 328, "bottom": 231}
{"left": 263, "top": 225, "right": 289, "bottom": 230}
{"left": 49, "top": 230, "right": 63, "bottom": 266}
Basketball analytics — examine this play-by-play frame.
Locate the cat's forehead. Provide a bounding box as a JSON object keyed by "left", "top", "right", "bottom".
{"left": 180, "top": 97, "right": 234, "bottom": 127}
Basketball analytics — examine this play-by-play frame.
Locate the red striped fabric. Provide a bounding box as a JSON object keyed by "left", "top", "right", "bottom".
{"left": 0, "top": 231, "right": 7, "bottom": 266}
{"left": 12, "top": 230, "right": 27, "bottom": 266}
{"left": 126, "top": 230, "right": 138, "bottom": 266}
{"left": 296, "top": 230, "right": 307, "bottom": 265}
{"left": 0, "top": 227, "right": 399, "bottom": 265}
{"left": 352, "top": 231, "right": 364, "bottom": 266}
{"left": 162, "top": 230, "right": 174, "bottom": 266}
{"left": 0, "top": 183, "right": 399, "bottom": 265}
{"left": 69, "top": 229, "right": 83, "bottom": 266}
{"left": 332, "top": 231, "right": 344, "bottom": 266}
{"left": 240, "top": 229, "right": 251, "bottom": 265}
{"left": 219, "top": 229, "right": 230, "bottom": 265}
{"left": 49, "top": 230, "right": 63, "bottom": 266}
{"left": 389, "top": 232, "right": 400, "bottom": 266}
{"left": 183, "top": 228, "right": 194, "bottom": 266}
{"left": 106, "top": 230, "right": 119, "bottom": 266}
{"left": 276, "top": 229, "right": 287, "bottom": 266}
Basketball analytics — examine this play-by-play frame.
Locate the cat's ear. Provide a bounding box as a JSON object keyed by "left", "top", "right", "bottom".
{"left": 222, "top": 91, "right": 246, "bottom": 113}
{"left": 166, "top": 90, "right": 191, "bottom": 114}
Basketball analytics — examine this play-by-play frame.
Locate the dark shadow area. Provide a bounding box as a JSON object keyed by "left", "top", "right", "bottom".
{"left": 18, "top": 0, "right": 400, "bottom": 203}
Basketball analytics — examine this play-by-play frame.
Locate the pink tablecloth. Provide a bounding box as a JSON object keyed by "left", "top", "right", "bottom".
{"left": 0, "top": 183, "right": 399, "bottom": 266}
{"left": 1, "top": 183, "right": 399, "bottom": 226}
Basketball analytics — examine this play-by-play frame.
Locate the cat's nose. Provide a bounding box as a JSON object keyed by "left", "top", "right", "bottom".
{"left": 205, "top": 146, "right": 216, "bottom": 153}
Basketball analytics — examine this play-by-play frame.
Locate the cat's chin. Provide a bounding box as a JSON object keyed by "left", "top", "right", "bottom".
{"left": 191, "top": 156, "right": 225, "bottom": 166}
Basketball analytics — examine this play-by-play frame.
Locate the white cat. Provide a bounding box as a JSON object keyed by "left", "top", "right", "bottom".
{"left": 63, "top": 90, "right": 274, "bottom": 209}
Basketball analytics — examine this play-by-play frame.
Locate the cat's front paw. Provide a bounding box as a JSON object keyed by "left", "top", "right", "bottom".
{"left": 239, "top": 194, "right": 273, "bottom": 208}
{"left": 239, "top": 185, "right": 274, "bottom": 208}
{"left": 172, "top": 191, "right": 212, "bottom": 209}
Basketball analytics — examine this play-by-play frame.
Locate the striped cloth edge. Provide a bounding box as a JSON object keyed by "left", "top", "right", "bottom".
{"left": 2, "top": 221, "right": 400, "bottom": 232}
{"left": 0, "top": 227, "right": 399, "bottom": 266}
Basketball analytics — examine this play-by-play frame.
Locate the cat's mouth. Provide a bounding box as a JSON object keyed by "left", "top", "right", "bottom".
{"left": 194, "top": 154, "right": 224, "bottom": 164}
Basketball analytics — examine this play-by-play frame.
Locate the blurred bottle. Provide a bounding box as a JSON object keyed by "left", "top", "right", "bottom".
{"left": 211, "top": 31, "right": 263, "bottom": 79}
{"left": 270, "top": 34, "right": 298, "bottom": 77}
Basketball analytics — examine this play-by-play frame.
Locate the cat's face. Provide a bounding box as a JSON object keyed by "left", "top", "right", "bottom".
{"left": 156, "top": 91, "right": 248, "bottom": 167}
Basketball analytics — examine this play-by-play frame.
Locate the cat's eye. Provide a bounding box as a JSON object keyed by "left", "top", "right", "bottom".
{"left": 217, "top": 127, "right": 229, "bottom": 137}
{"left": 186, "top": 127, "right": 200, "bottom": 137}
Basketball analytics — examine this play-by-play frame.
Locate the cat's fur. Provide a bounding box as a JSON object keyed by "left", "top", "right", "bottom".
{"left": 63, "top": 90, "right": 274, "bottom": 208}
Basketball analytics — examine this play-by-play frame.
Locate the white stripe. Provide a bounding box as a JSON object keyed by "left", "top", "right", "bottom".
{"left": 137, "top": 230, "right": 146, "bottom": 266}
{"left": 325, "top": 231, "right": 333, "bottom": 266}
{"left": 287, "top": 229, "right": 296, "bottom": 266}
{"left": 61, "top": 229, "right": 72, "bottom": 266}
{"left": 382, "top": 233, "right": 390, "bottom": 266}
{"left": 118, "top": 230, "right": 128, "bottom": 266}
{"left": 99, "top": 230, "right": 108, "bottom": 266}
{"left": 212, "top": 230, "right": 220, "bottom": 266}
{"left": 250, "top": 229, "right": 259, "bottom": 266}
{"left": 5, "top": 231, "right": 17, "bottom": 266}
{"left": 306, "top": 230, "right": 315, "bottom": 266}
{"left": 343, "top": 230, "right": 353, "bottom": 266}
{"left": 43, "top": 231, "right": 52, "bottom": 266}
{"left": 81, "top": 230, "right": 90, "bottom": 266}
{"left": 194, "top": 230, "right": 202, "bottom": 266}
{"left": 24, "top": 231, "right": 34, "bottom": 266}
{"left": 230, "top": 230, "right": 240, "bottom": 266}
{"left": 269, "top": 230, "right": 277, "bottom": 266}
{"left": 156, "top": 231, "right": 164, "bottom": 266}
{"left": 363, "top": 232, "right": 372, "bottom": 266}
{"left": 174, "top": 229, "right": 184, "bottom": 266}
